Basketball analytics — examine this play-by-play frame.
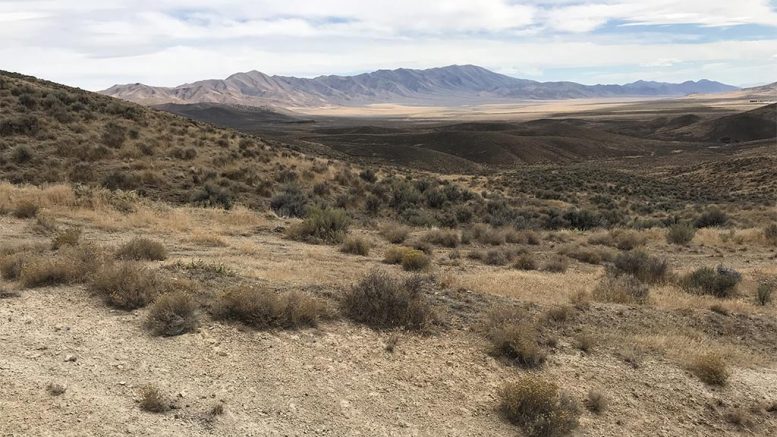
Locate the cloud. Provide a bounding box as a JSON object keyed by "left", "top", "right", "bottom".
{"left": 0, "top": 0, "right": 775, "bottom": 88}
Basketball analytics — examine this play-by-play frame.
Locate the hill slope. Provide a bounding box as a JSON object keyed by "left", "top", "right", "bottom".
{"left": 102, "top": 65, "right": 737, "bottom": 107}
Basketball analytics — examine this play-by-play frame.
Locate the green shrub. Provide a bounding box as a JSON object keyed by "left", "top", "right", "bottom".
{"left": 213, "top": 286, "right": 328, "bottom": 329}
{"left": 499, "top": 377, "right": 580, "bottom": 437}
{"left": 695, "top": 208, "right": 728, "bottom": 228}
{"left": 401, "top": 249, "right": 431, "bottom": 271}
{"left": 270, "top": 185, "right": 307, "bottom": 218}
{"left": 340, "top": 236, "right": 370, "bottom": 256}
{"left": 287, "top": 207, "right": 349, "bottom": 244}
{"left": 666, "top": 222, "right": 696, "bottom": 245}
{"left": 757, "top": 282, "right": 773, "bottom": 306}
{"left": 144, "top": 291, "right": 199, "bottom": 336}
{"left": 680, "top": 265, "right": 741, "bottom": 298}
{"left": 341, "top": 270, "right": 433, "bottom": 330}
{"left": 115, "top": 238, "right": 167, "bottom": 261}
{"left": 612, "top": 250, "right": 670, "bottom": 284}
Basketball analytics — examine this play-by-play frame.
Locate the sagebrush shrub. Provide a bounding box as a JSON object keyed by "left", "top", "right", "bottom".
{"left": 422, "top": 229, "right": 460, "bottom": 248}
{"left": 592, "top": 273, "right": 649, "bottom": 304}
{"left": 287, "top": 207, "right": 349, "bottom": 244}
{"left": 380, "top": 223, "right": 410, "bottom": 244}
{"left": 499, "top": 377, "right": 580, "bottom": 437}
{"left": 542, "top": 256, "right": 568, "bottom": 273}
{"left": 764, "top": 224, "right": 777, "bottom": 246}
{"left": 612, "top": 250, "right": 669, "bottom": 284}
{"left": 514, "top": 254, "right": 538, "bottom": 271}
{"left": 666, "top": 222, "right": 696, "bottom": 245}
{"left": 139, "top": 385, "right": 170, "bottom": 413}
{"left": 341, "top": 270, "right": 434, "bottom": 330}
{"left": 145, "top": 291, "right": 199, "bottom": 336}
{"left": 486, "top": 309, "right": 546, "bottom": 368}
{"left": 695, "top": 208, "right": 728, "bottom": 228}
{"left": 400, "top": 249, "right": 431, "bottom": 271}
{"left": 340, "top": 236, "right": 370, "bottom": 256}
{"left": 688, "top": 352, "right": 729, "bottom": 385}
{"left": 12, "top": 201, "right": 39, "bottom": 219}
{"left": 51, "top": 227, "right": 82, "bottom": 249}
{"left": 213, "top": 287, "right": 328, "bottom": 329}
{"left": 756, "top": 282, "right": 773, "bottom": 306}
{"left": 680, "top": 265, "right": 741, "bottom": 298}
{"left": 90, "top": 262, "right": 164, "bottom": 310}
{"left": 115, "top": 238, "right": 168, "bottom": 261}
{"left": 19, "top": 244, "right": 105, "bottom": 288}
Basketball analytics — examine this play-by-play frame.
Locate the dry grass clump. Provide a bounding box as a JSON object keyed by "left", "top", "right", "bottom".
{"left": 341, "top": 270, "right": 434, "bottom": 330}
{"left": 542, "top": 256, "right": 569, "bottom": 273}
{"left": 422, "top": 229, "right": 460, "bottom": 247}
{"left": 486, "top": 308, "right": 546, "bottom": 368}
{"left": 144, "top": 291, "right": 199, "bottom": 336}
{"left": 380, "top": 223, "right": 410, "bottom": 244}
{"left": 514, "top": 254, "right": 538, "bottom": 271}
{"left": 139, "top": 385, "right": 170, "bottom": 413}
{"left": 213, "top": 286, "right": 328, "bottom": 329}
{"left": 559, "top": 245, "right": 616, "bottom": 265}
{"left": 666, "top": 222, "right": 696, "bottom": 245}
{"left": 592, "top": 273, "right": 650, "bottom": 304}
{"left": 340, "top": 236, "right": 371, "bottom": 256}
{"left": 287, "top": 207, "right": 350, "bottom": 244}
{"left": 12, "top": 201, "right": 39, "bottom": 218}
{"left": 589, "top": 229, "right": 645, "bottom": 250}
{"left": 50, "top": 227, "right": 82, "bottom": 249}
{"left": 612, "top": 250, "right": 670, "bottom": 284}
{"left": 585, "top": 389, "right": 607, "bottom": 414}
{"left": 90, "top": 262, "right": 165, "bottom": 310}
{"left": 19, "top": 244, "right": 106, "bottom": 288}
{"left": 687, "top": 352, "right": 730, "bottom": 386}
{"left": 499, "top": 376, "right": 580, "bottom": 437}
{"left": 115, "top": 237, "right": 168, "bottom": 261}
{"left": 680, "top": 265, "right": 741, "bottom": 298}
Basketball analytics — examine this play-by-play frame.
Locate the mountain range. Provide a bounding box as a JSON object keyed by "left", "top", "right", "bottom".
{"left": 101, "top": 65, "right": 738, "bottom": 108}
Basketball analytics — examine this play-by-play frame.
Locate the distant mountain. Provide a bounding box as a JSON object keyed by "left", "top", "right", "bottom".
{"left": 102, "top": 65, "right": 738, "bottom": 107}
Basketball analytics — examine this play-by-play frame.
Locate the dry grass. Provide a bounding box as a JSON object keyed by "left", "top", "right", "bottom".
{"left": 50, "top": 227, "right": 82, "bottom": 249}
{"left": 115, "top": 237, "right": 168, "bottom": 261}
{"left": 341, "top": 270, "right": 434, "bottom": 330}
{"left": 559, "top": 244, "right": 616, "bottom": 265}
{"left": 213, "top": 286, "right": 329, "bottom": 330}
{"left": 144, "top": 291, "right": 199, "bottom": 336}
{"left": 90, "top": 262, "right": 165, "bottom": 310}
{"left": 499, "top": 376, "right": 580, "bottom": 437}
{"left": 18, "top": 244, "right": 106, "bottom": 289}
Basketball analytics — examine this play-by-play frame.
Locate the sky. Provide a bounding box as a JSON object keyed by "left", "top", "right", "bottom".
{"left": 1, "top": 0, "right": 776, "bottom": 90}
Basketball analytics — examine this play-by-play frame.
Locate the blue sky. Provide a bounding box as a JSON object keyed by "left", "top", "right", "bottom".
{"left": 0, "top": 0, "right": 775, "bottom": 90}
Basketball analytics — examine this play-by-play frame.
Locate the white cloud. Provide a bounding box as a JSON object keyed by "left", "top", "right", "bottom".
{"left": 0, "top": 0, "right": 775, "bottom": 88}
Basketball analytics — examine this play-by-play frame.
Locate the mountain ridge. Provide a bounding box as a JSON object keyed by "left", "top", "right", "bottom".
{"left": 101, "top": 64, "right": 739, "bottom": 108}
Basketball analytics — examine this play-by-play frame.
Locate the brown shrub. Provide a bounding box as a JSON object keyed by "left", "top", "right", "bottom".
{"left": 213, "top": 286, "right": 328, "bottom": 329}
{"left": 486, "top": 309, "right": 546, "bottom": 368}
{"left": 688, "top": 352, "right": 729, "bottom": 386}
{"left": 341, "top": 270, "right": 434, "bottom": 330}
{"left": 542, "top": 256, "right": 569, "bottom": 273}
{"left": 514, "top": 254, "right": 538, "bottom": 271}
{"left": 51, "top": 227, "right": 82, "bottom": 249}
{"left": 12, "top": 201, "right": 39, "bottom": 219}
{"left": 139, "top": 385, "right": 170, "bottom": 413}
{"left": 380, "top": 223, "right": 410, "bottom": 244}
{"left": 90, "top": 262, "right": 164, "bottom": 310}
{"left": 586, "top": 390, "right": 607, "bottom": 414}
{"left": 19, "top": 244, "right": 105, "bottom": 288}
{"left": 340, "top": 236, "right": 371, "bottom": 256}
{"left": 560, "top": 245, "right": 616, "bottom": 265}
{"left": 499, "top": 376, "right": 580, "bottom": 437}
{"left": 145, "top": 291, "right": 199, "bottom": 336}
{"left": 422, "top": 229, "right": 460, "bottom": 248}
{"left": 115, "top": 237, "right": 168, "bottom": 261}
{"left": 592, "top": 273, "right": 650, "bottom": 304}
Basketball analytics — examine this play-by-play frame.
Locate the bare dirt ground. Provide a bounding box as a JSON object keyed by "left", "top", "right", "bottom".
{"left": 2, "top": 185, "right": 777, "bottom": 436}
